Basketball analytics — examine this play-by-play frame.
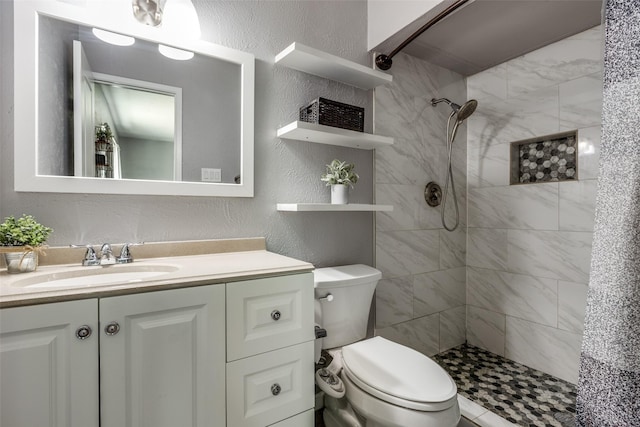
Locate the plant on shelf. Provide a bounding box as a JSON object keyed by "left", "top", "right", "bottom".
{"left": 95, "top": 122, "right": 113, "bottom": 142}
{"left": 321, "top": 159, "right": 359, "bottom": 204}
{"left": 0, "top": 215, "right": 53, "bottom": 273}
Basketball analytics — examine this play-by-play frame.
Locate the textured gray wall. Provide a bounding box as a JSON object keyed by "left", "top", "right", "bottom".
{"left": 577, "top": 0, "right": 640, "bottom": 424}
{"left": 0, "top": 0, "right": 374, "bottom": 268}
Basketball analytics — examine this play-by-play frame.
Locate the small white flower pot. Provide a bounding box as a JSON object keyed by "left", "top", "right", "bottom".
{"left": 331, "top": 184, "right": 349, "bottom": 204}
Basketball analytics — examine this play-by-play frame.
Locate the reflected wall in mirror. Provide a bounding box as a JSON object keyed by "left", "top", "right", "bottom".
{"left": 15, "top": 1, "right": 254, "bottom": 197}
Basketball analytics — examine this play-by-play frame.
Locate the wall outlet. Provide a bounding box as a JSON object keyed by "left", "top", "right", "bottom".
{"left": 201, "top": 168, "right": 222, "bottom": 182}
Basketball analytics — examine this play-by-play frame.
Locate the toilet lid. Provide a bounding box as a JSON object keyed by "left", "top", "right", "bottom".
{"left": 342, "top": 337, "right": 457, "bottom": 406}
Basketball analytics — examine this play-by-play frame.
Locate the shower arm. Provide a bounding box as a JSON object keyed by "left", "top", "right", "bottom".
{"left": 375, "top": 0, "right": 471, "bottom": 71}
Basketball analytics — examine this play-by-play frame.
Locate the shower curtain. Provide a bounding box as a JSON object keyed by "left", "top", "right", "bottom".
{"left": 576, "top": 0, "right": 640, "bottom": 426}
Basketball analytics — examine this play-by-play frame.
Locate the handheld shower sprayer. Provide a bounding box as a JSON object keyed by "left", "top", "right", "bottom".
{"left": 431, "top": 98, "right": 478, "bottom": 123}
{"left": 429, "top": 97, "right": 478, "bottom": 231}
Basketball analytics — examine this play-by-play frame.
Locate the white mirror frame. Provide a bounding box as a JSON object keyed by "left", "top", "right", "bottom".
{"left": 14, "top": 0, "right": 254, "bottom": 197}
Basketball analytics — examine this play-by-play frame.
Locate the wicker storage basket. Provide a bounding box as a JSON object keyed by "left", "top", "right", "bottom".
{"left": 300, "top": 97, "right": 364, "bottom": 132}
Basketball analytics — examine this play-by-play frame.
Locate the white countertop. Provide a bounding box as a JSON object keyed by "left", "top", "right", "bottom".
{"left": 0, "top": 250, "right": 314, "bottom": 308}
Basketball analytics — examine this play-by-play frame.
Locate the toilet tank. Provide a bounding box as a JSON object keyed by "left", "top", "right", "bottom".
{"left": 314, "top": 265, "right": 382, "bottom": 349}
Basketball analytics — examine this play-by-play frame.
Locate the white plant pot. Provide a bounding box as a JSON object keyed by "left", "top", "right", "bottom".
{"left": 331, "top": 184, "right": 349, "bottom": 204}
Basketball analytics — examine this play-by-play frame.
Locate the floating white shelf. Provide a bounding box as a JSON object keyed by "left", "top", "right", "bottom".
{"left": 275, "top": 42, "right": 392, "bottom": 90}
{"left": 277, "top": 121, "right": 393, "bottom": 150}
{"left": 277, "top": 203, "right": 393, "bottom": 212}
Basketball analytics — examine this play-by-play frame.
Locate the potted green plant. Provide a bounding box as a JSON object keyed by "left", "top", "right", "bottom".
{"left": 0, "top": 215, "right": 53, "bottom": 273}
{"left": 321, "top": 159, "right": 359, "bottom": 204}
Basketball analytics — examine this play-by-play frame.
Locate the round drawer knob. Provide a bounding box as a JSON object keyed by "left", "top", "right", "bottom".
{"left": 271, "top": 383, "right": 281, "bottom": 396}
{"left": 76, "top": 325, "right": 92, "bottom": 340}
{"left": 271, "top": 310, "right": 281, "bottom": 321}
{"left": 104, "top": 322, "right": 120, "bottom": 336}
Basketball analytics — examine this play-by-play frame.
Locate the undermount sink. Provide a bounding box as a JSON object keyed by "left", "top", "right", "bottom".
{"left": 11, "top": 264, "right": 180, "bottom": 289}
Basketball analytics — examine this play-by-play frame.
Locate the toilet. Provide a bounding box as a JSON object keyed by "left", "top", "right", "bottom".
{"left": 314, "top": 264, "right": 460, "bottom": 427}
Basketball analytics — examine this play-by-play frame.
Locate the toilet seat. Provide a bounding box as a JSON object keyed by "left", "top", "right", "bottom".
{"left": 341, "top": 337, "right": 458, "bottom": 412}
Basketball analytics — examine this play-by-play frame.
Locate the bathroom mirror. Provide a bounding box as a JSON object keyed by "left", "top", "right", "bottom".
{"left": 14, "top": 0, "right": 254, "bottom": 197}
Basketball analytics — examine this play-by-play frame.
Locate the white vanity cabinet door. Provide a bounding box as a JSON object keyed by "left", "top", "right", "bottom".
{"left": 99, "top": 285, "right": 225, "bottom": 427}
{"left": 226, "top": 341, "right": 315, "bottom": 427}
{"left": 268, "top": 409, "right": 314, "bottom": 426}
{"left": 226, "top": 273, "right": 313, "bottom": 361}
{"left": 0, "top": 299, "right": 99, "bottom": 427}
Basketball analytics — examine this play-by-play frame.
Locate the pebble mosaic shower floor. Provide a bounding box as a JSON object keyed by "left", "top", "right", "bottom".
{"left": 433, "top": 344, "right": 577, "bottom": 427}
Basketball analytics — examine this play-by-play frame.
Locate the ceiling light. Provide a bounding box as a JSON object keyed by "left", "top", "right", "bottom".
{"left": 92, "top": 28, "right": 135, "bottom": 46}
{"left": 158, "top": 44, "right": 194, "bottom": 60}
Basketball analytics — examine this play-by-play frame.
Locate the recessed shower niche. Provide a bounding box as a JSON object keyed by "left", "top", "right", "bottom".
{"left": 510, "top": 130, "right": 578, "bottom": 184}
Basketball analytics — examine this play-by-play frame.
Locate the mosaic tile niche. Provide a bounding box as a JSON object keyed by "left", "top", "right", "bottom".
{"left": 510, "top": 131, "right": 578, "bottom": 184}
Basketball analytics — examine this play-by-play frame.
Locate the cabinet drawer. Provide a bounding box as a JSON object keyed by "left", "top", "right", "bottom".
{"left": 226, "top": 273, "right": 313, "bottom": 361}
{"left": 226, "top": 341, "right": 314, "bottom": 427}
{"left": 268, "top": 409, "right": 314, "bottom": 427}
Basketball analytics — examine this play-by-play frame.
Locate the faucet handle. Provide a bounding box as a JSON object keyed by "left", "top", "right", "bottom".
{"left": 71, "top": 244, "right": 100, "bottom": 266}
{"left": 99, "top": 243, "right": 116, "bottom": 265}
{"left": 117, "top": 242, "right": 143, "bottom": 264}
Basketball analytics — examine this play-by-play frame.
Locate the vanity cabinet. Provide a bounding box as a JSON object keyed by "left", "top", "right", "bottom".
{"left": 0, "top": 272, "right": 314, "bottom": 427}
{"left": 0, "top": 285, "right": 225, "bottom": 427}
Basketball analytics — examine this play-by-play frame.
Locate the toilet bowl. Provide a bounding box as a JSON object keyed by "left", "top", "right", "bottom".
{"left": 314, "top": 265, "right": 460, "bottom": 427}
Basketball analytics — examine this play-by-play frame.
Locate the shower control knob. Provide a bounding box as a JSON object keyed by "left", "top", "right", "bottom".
{"left": 271, "top": 383, "right": 281, "bottom": 396}
{"left": 425, "top": 182, "right": 442, "bottom": 207}
{"left": 271, "top": 310, "right": 281, "bottom": 321}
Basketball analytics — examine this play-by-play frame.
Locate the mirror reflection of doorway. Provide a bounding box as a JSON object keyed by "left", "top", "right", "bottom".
{"left": 73, "top": 40, "right": 182, "bottom": 181}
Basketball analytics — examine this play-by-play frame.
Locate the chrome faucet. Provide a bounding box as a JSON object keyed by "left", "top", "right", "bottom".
{"left": 72, "top": 243, "right": 142, "bottom": 266}
{"left": 71, "top": 244, "right": 101, "bottom": 266}
{"left": 100, "top": 244, "right": 116, "bottom": 265}
{"left": 116, "top": 243, "right": 141, "bottom": 264}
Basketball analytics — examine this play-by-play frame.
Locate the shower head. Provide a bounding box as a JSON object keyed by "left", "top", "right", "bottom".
{"left": 431, "top": 98, "right": 478, "bottom": 122}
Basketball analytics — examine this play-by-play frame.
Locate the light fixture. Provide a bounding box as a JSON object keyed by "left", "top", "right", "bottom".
{"left": 132, "top": 0, "right": 166, "bottom": 27}
{"left": 158, "top": 44, "right": 194, "bottom": 60}
{"left": 92, "top": 28, "right": 135, "bottom": 46}
{"left": 161, "top": 0, "right": 201, "bottom": 40}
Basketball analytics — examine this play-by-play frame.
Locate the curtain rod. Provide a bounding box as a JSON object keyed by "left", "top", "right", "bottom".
{"left": 375, "top": 0, "right": 471, "bottom": 71}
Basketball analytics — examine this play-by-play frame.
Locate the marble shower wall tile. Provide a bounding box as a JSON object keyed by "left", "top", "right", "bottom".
{"left": 374, "top": 52, "right": 467, "bottom": 359}
{"left": 376, "top": 184, "right": 442, "bottom": 231}
{"left": 559, "top": 72, "right": 604, "bottom": 130}
{"left": 375, "top": 137, "right": 433, "bottom": 185}
{"left": 468, "top": 184, "right": 559, "bottom": 230}
{"left": 559, "top": 180, "right": 598, "bottom": 232}
{"left": 440, "top": 227, "right": 466, "bottom": 269}
{"left": 467, "top": 63, "right": 508, "bottom": 102}
{"left": 467, "top": 142, "right": 510, "bottom": 188}
{"left": 467, "top": 87, "right": 560, "bottom": 148}
{"left": 414, "top": 267, "right": 466, "bottom": 317}
{"left": 506, "top": 26, "right": 603, "bottom": 98}
{"left": 558, "top": 280, "right": 589, "bottom": 334}
{"left": 505, "top": 317, "right": 583, "bottom": 384}
{"left": 440, "top": 306, "right": 466, "bottom": 352}
{"left": 375, "top": 276, "right": 414, "bottom": 329}
{"left": 467, "top": 228, "right": 509, "bottom": 270}
{"left": 376, "top": 230, "right": 440, "bottom": 278}
{"left": 390, "top": 52, "right": 466, "bottom": 102}
{"left": 467, "top": 305, "right": 506, "bottom": 356}
{"left": 577, "top": 126, "right": 602, "bottom": 180}
{"left": 467, "top": 267, "right": 558, "bottom": 327}
{"left": 506, "top": 230, "right": 593, "bottom": 282}
{"left": 376, "top": 314, "right": 440, "bottom": 356}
